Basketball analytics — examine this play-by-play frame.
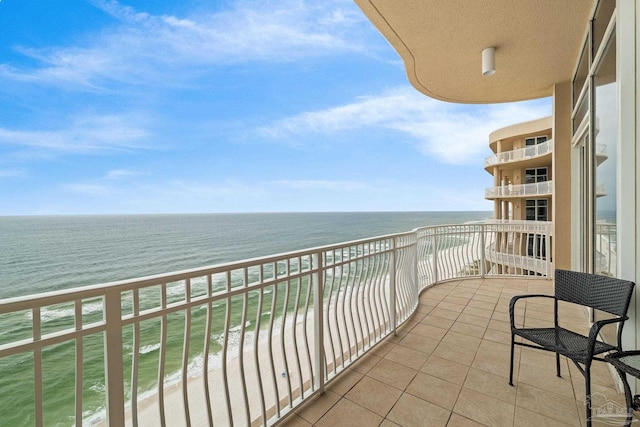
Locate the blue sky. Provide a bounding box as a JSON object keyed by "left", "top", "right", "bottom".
{"left": 0, "top": 0, "right": 551, "bottom": 215}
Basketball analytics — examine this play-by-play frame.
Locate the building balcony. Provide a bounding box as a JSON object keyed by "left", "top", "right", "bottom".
{"left": 596, "top": 143, "right": 609, "bottom": 165}
{"left": 485, "top": 180, "right": 553, "bottom": 199}
{"left": 484, "top": 142, "right": 608, "bottom": 172}
{"left": 484, "top": 139, "right": 553, "bottom": 169}
{"left": 596, "top": 183, "right": 607, "bottom": 197}
{"left": 3, "top": 221, "right": 622, "bottom": 427}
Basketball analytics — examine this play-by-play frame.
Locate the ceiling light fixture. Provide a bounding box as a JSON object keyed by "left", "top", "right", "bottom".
{"left": 482, "top": 47, "right": 496, "bottom": 76}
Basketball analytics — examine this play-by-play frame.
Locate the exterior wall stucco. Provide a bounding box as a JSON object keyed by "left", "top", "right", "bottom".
{"left": 552, "top": 83, "right": 573, "bottom": 271}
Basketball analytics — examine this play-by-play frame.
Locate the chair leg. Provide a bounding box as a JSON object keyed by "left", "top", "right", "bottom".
{"left": 509, "top": 333, "right": 515, "bottom": 386}
{"left": 585, "top": 368, "right": 592, "bottom": 427}
{"left": 556, "top": 352, "right": 561, "bottom": 377}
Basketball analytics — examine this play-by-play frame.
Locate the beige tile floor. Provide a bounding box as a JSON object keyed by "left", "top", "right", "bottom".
{"left": 279, "top": 278, "right": 638, "bottom": 427}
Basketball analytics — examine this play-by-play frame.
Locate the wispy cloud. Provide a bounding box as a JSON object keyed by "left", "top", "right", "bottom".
{"left": 105, "top": 169, "right": 142, "bottom": 179}
{"left": 0, "top": 114, "right": 150, "bottom": 153}
{"left": 259, "top": 87, "right": 551, "bottom": 164}
{"left": 1, "top": 0, "right": 372, "bottom": 89}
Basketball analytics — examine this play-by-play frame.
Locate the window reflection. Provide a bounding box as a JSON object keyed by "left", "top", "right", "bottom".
{"left": 594, "top": 32, "right": 616, "bottom": 277}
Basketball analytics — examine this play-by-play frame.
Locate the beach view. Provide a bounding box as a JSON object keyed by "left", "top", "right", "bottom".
{"left": 0, "top": 212, "right": 491, "bottom": 425}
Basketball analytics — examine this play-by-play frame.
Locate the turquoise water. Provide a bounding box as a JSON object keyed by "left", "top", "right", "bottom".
{"left": 0, "top": 212, "right": 489, "bottom": 426}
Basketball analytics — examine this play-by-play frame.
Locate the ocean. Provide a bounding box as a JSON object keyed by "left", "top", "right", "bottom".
{"left": 0, "top": 211, "right": 490, "bottom": 426}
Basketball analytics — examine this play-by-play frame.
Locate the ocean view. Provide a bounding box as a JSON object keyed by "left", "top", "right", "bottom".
{"left": 0, "top": 211, "right": 490, "bottom": 426}
{"left": 0, "top": 212, "right": 490, "bottom": 299}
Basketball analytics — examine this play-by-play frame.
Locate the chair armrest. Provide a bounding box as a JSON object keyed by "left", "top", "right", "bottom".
{"left": 509, "top": 294, "right": 554, "bottom": 328}
{"left": 587, "top": 315, "right": 629, "bottom": 355}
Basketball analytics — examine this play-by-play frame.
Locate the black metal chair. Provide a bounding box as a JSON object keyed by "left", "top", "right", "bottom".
{"left": 509, "top": 269, "right": 634, "bottom": 427}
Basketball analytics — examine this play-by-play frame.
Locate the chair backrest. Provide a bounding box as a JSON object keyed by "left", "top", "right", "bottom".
{"left": 555, "top": 269, "right": 635, "bottom": 316}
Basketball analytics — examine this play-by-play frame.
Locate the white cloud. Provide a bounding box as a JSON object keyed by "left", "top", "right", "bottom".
{"left": 260, "top": 87, "right": 551, "bottom": 164}
{"left": 0, "top": 114, "right": 150, "bottom": 153}
{"left": 1, "top": 0, "right": 372, "bottom": 89}
{"left": 105, "top": 169, "right": 142, "bottom": 179}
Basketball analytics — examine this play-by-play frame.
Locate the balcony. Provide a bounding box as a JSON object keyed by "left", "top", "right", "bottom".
{"left": 0, "top": 222, "right": 591, "bottom": 427}
{"left": 485, "top": 139, "right": 553, "bottom": 169}
{"left": 596, "top": 143, "right": 609, "bottom": 165}
{"left": 485, "top": 180, "right": 553, "bottom": 199}
{"left": 285, "top": 277, "right": 630, "bottom": 427}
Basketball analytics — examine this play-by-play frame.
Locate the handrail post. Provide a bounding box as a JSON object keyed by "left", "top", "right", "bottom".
{"left": 546, "top": 226, "right": 551, "bottom": 277}
{"left": 389, "top": 238, "right": 397, "bottom": 335}
{"left": 312, "top": 252, "right": 325, "bottom": 394}
{"left": 480, "top": 224, "right": 486, "bottom": 277}
{"left": 413, "top": 231, "right": 419, "bottom": 291}
{"left": 103, "top": 290, "right": 125, "bottom": 427}
{"left": 433, "top": 231, "right": 438, "bottom": 284}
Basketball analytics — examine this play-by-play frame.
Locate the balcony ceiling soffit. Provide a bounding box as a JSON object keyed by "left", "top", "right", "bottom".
{"left": 354, "top": 0, "right": 594, "bottom": 104}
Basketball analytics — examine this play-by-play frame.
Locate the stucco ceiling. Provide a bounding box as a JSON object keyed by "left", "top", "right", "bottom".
{"left": 354, "top": 0, "right": 596, "bottom": 104}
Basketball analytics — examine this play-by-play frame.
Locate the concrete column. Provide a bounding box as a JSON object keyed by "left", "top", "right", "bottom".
{"left": 552, "top": 82, "right": 573, "bottom": 270}
{"left": 493, "top": 165, "right": 501, "bottom": 219}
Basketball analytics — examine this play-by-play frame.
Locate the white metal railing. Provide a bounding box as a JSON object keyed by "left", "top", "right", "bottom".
{"left": 595, "top": 222, "right": 616, "bottom": 277}
{"left": 484, "top": 141, "right": 607, "bottom": 168}
{"left": 484, "top": 139, "right": 554, "bottom": 167}
{"left": 596, "top": 143, "right": 608, "bottom": 157}
{"left": 485, "top": 180, "right": 553, "bottom": 199}
{"left": 596, "top": 183, "right": 607, "bottom": 196}
{"left": 0, "top": 221, "right": 553, "bottom": 427}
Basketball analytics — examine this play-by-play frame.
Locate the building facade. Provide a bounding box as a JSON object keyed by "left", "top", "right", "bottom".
{"left": 354, "top": 0, "right": 639, "bottom": 375}
{"left": 485, "top": 116, "right": 553, "bottom": 223}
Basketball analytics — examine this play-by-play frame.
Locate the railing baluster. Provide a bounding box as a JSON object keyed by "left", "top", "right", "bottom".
{"left": 378, "top": 246, "right": 391, "bottom": 334}
{"left": 312, "top": 252, "right": 324, "bottom": 394}
{"left": 433, "top": 232, "right": 439, "bottom": 284}
{"left": 222, "top": 272, "right": 233, "bottom": 426}
{"left": 301, "top": 263, "right": 314, "bottom": 393}
{"left": 338, "top": 258, "right": 350, "bottom": 365}
{"left": 104, "top": 290, "right": 125, "bottom": 427}
{"left": 480, "top": 225, "right": 486, "bottom": 277}
{"left": 33, "top": 307, "right": 43, "bottom": 427}
{"left": 238, "top": 269, "right": 250, "bottom": 425}
{"left": 74, "top": 300, "right": 83, "bottom": 427}
{"left": 360, "top": 247, "right": 374, "bottom": 349}
{"left": 389, "top": 238, "right": 397, "bottom": 335}
{"left": 280, "top": 269, "right": 293, "bottom": 407}
{"left": 353, "top": 249, "right": 366, "bottom": 355}
{"left": 371, "top": 247, "right": 385, "bottom": 339}
{"left": 181, "top": 279, "right": 192, "bottom": 427}
{"left": 291, "top": 271, "right": 304, "bottom": 399}
{"left": 202, "top": 276, "right": 214, "bottom": 427}
{"left": 343, "top": 257, "right": 356, "bottom": 362}
{"left": 267, "top": 281, "right": 279, "bottom": 418}
{"left": 158, "top": 285, "right": 168, "bottom": 427}
{"left": 254, "top": 275, "right": 266, "bottom": 425}
{"left": 332, "top": 256, "right": 345, "bottom": 369}
{"left": 131, "top": 289, "right": 141, "bottom": 427}
{"left": 324, "top": 255, "right": 337, "bottom": 376}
